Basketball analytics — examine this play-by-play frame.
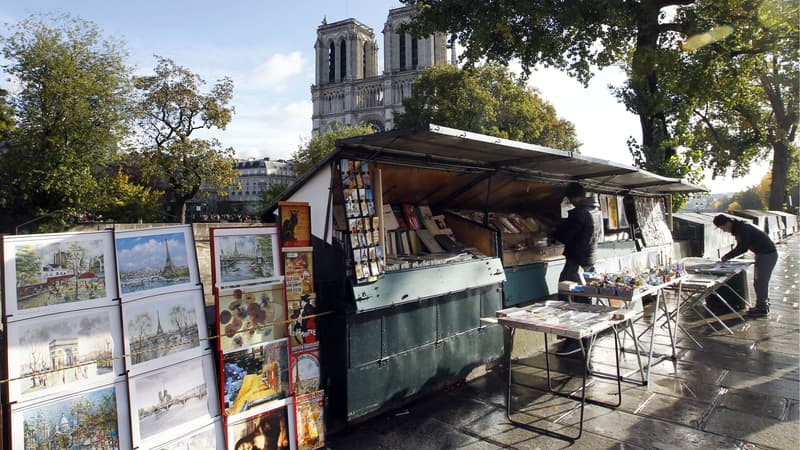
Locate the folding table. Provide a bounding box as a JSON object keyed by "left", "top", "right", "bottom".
{"left": 496, "top": 302, "right": 637, "bottom": 441}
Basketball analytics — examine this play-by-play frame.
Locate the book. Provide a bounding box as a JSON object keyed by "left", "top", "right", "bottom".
{"left": 383, "top": 204, "right": 400, "bottom": 230}
{"left": 435, "top": 234, "right": 464, "bottom": 252}
{"left": 415, "top": 229, "right": 445, "bottom": 253}
{"left": 402, "top": 203, "right": 421, "bottom": 229}
{"left": 391, "top": 204, "right": 408, "bottom": 229}
{"left": 408, "top": 230, "right": 420, "bottom": 254}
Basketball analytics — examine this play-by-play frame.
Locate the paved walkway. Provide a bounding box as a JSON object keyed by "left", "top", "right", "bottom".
{"left": 328, "top": 234, "right": 800, "bottom": 449}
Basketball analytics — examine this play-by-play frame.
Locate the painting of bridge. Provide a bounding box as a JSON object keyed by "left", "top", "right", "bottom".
{"left": 131, "top": 356, "right": 218, "bottom": 444}
{"left": 116, "top": 227, "right": 197, "bottom": 298}
{"left": 211, "top": 227, "right": 280, "bottom": 288}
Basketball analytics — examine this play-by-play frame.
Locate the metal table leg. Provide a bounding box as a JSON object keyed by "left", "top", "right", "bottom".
{"left": 505, "top": 328, "right": 622, "bottom": 441}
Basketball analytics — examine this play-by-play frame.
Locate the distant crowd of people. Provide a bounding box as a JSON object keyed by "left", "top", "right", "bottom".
{"left": 195, "top": 213, "right": 258, "bottom": 223}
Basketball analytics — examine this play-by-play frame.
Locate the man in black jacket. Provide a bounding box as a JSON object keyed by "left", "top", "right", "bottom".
{"left": 553, "top": 182, "right": 601, "bottom": 355}
{"left": 713, "top": 214, "right": 777, "bottom": 317}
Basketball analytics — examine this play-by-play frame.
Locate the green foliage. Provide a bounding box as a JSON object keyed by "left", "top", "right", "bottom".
{"left": 94, "top": 169, "right": 164, "bottom": 223}
{"left": 402, "top": 0, "right": 796, "bottom": 203}
{"left": 291, "top": 123, "right": 375, "bottom": 177}
{"left": 0, "top": 14, "right": 132, "bottom": 225}
{"left": 258, "top": 181, "right": 290, "bottom": 214}
{"left": 669, "top": 0, "right": 798, "bottom": 209}
{"left": 133, "top": 57, "right": 238, "bottom": 223}
{"left": 395, "top": 63, "right": 580, "bottom": 150}
{"left": 0, "top": 88, "right": 14, "bottom": 140}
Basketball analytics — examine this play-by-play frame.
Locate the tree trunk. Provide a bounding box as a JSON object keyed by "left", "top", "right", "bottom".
{"left": 768, "top": 140, "right": 788, "bottom": 210}
{"left": 179, "top": 201, "right": 187, "bottom": 224}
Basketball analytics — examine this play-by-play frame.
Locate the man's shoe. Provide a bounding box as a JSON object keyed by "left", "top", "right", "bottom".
{"left": 746, "top": 307, "right": 769, "bottom": 318}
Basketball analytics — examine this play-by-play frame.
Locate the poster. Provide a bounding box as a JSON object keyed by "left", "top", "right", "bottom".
{"left": 115, "top": 225, "right": 199, "bottom": 301}
{"left": 227, "top": 400, "right": 296, "bottom": 450}
{"left": 155, "top": 419, "right": 225, "bottom": 450}
{"left": 218, "top": 283, "right": 286, "bottom": 352}
{"left": 283, "top": 249, "right": 313, "bottom": 302}
{"left": 223, "top": 338, "right": 290, "bottom": 418}
{"left": 278, "top": 202, "right": 311, "bottom": 247}
{"left": 291, "top": 350, "right": 320, "bottom": 396}
{"left": 122, "top": 289, "right": 209, "bottom": 374}
{"left": 288, "top": 293, "right": 318, "bottom": 352}
{"left": 2, "top": 230, "right": 117, "bottom": 321}
{"left": 6, "top": 306, "right": 123, "bottom": 404}
{"left": 211, "top": 226, "right": 282, "bottom": 289}
{"left": 129, "top": 354, "right": 220, "bottom": 448}
{"left": 295, "top": 391, "right": 325, "bottom": 450}
{"left": 10, "top": 381, "right": 131, "bottom": 450}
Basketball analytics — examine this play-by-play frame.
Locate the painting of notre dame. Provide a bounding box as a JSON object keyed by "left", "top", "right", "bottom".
{"left": 115, "top": 225, "right": 199, "bottom": 301}
{"left": 2, "top": 230, "right": 117, "bottom": 320}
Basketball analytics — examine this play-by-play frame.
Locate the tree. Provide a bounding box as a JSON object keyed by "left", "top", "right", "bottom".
{"left": 94, "top": 169, "right": 164, "bottom": 223}
{"left": 0, "top": 88, "right": 14, "bottom": 142}
{"left": 14, "top": 245, "right": 41, "bottom": 286}
{"left": 291, "top": 123, "right": 375, "bottom": 178}
{"left": 401, "top": 1, "right": 786, "bottom": 189}
{"left": 133, "top": 56, "right": 238, "bottom": 223}
{"left": 0, "top": 14, "right": 132, "bottom": 224}
{"left": 258, "top": 181, "right": 291, "bottom": 215}
{"left": 672, "top": 0, "right": 798, "bottom": 210}
{"left": 395, "top": 63, "right": 579, "bottom": 150}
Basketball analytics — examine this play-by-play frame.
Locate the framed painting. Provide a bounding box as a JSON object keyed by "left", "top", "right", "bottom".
{"left": 10, "top": 380, "right": 132, "bottom": 450}
{"left": 2, "top": 230, "right": 117, "bottom": 321}
{"left": 121, "top": 288, "right": 209, "bottom": 374}
{"left": 129, "top": 353, "right": 220, "bottom": 449}
{"left": 291, "top": 350, "right": 320, "bottom": 396}
{"left": 155, "top": 418, "right": 225, "bottom": 450}
{"left": 278, "top": 201, "right": 311, "bottom": 247}
{"left": 295, "top": 391, "right": 325, "bottom": 450}
{"left": 223, "top": 338, "right": 290, "bottom": 418}
{"left": 226, "top": 398, "right": 296, "bottom": 450}
{"left": 211, "top": 226, "right": 281, "bottom": 289}
{"left": 6, "top": 305, "right": 124, "bottom": 405}
{"left": 283, "top": 248, "right": 313, "bottom": 302}
{"left": 115, "top": 225, "right": 199, "bottom": 301}
{"left": 218, "top": 283, "right": 287, "bottom": 353}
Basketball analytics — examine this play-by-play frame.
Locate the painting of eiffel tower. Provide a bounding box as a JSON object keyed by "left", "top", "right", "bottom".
{"left": 116, "top": 228, "right": 195, "bottom": 296}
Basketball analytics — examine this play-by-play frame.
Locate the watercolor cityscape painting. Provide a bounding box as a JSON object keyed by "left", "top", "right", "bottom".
{"left": 123, "top": 291, "right": 204, "bottom": 368}
{"left": 8, "top": 307, "right": 120, "bottom": 402}
{"left": 17, "top": 384, "right": 125, "bottom": 450}
{"left": 116, "top": 228, "right": 195, "bottom": 297}
{"left": 131, "top": 356, "right": 217, "bottom": 444}
{"left": 211, "top": 227, "right": 280, "bottom": 286}
{"left": 4, "top": 231, "right": 115, "bottom": 317}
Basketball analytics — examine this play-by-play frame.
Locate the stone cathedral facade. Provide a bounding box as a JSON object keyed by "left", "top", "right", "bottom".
{"left": 311, "top": 5, "right": 451, "bottom": 135}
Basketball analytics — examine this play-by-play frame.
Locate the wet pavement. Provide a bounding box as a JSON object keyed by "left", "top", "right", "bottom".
{"left": 327, "top": 234, "right": 800, "bottom": 449}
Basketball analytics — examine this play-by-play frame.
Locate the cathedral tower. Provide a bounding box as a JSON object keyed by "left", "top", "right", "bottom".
{"left": 311, "top": 5, "right": 450, "bottom": 136}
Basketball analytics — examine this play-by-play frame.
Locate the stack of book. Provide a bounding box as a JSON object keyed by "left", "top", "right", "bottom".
{"left": 382, "top": 203, "right": 472, "bottom": 270}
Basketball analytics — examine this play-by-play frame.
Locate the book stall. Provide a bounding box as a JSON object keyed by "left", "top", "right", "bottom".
{"left": 266, "top": 124, "right": 703, "bottom": 426}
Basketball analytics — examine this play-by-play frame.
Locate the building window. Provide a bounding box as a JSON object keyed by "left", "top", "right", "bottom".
{"left": 329, "top": 42, "right": 335, "bottom": 83}
{"left": 411, "top": 38, "right": 418, "bottom": 69}
{"left": 340, "top": 40, "right": 347, "bottom": 81}
{"left": 399, "top": 32, "right": 406, "bottom": 71}
{"left": 363, "top": 42, "right": 368, "bottom": 78}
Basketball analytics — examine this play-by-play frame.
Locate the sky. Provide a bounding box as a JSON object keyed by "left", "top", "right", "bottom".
{"left": 0, "top": 0, "right": 771, "bottom": 194}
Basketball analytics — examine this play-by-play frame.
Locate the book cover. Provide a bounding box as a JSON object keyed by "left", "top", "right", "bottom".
{"left": 402, "top": 203, "right": 421, "bottom": 230}
{"left": 391, "top": 204, "right": 408, "bottom": 229}
{"left": 382, "top": 203, "right": 400, "bottom": 230}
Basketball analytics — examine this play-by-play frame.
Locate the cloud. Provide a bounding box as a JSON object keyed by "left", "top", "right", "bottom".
{"left": 212, "top": 100, "right": 313, "bottom": 160}
{"left": 243, "top": 51, "right": 308, "bottom": 92}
